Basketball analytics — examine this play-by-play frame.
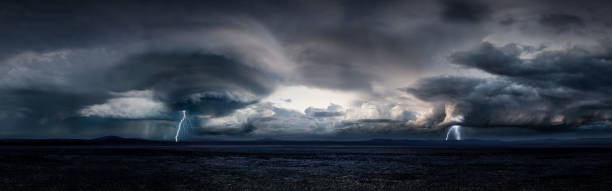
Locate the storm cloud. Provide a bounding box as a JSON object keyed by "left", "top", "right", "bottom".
{"left": 3, "top": 0, "right": 612, "bottom": 140}
{"left": 407, "top": 40, "right": 612, "bottom": 131}
{"left": 538, "top": 14, "right": 585, "bottom": 33}
{"left": 440, "top": 0, "right": 491, "bottom": 23}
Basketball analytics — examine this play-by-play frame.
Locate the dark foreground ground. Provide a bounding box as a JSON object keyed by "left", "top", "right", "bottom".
{"left": 1, "top": 139, "right": 612, "bottom": 190}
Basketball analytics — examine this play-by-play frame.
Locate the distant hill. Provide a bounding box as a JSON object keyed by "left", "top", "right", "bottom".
{"left": 0, "top": 136, "right": 169, "bottom": 146}
{"left": 1, "top": 136, "right": 612, "bottom": 147}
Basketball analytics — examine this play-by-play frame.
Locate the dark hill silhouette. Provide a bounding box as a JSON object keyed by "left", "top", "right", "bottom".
{"left": 2, "top": 136, "right": 612, "bottom": 147}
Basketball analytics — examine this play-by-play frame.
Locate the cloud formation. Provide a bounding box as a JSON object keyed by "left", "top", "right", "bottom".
{"left": 440, "top": 0, "right": 491, "bottom": 23}
{"left": 2, "top": 0, "right": 612, "bottom": 139}
{"left": 79, "top": 90, "right": 168, "bottom": 119}
{"left": 408, "top": 41, "right": 612, "bottom": 130}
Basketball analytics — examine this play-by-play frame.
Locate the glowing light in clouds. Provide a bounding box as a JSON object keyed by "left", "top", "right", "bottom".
{"left": 263, "top": 86, "right": 358, "bottom": 113}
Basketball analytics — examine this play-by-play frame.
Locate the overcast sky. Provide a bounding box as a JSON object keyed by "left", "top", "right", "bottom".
{"left": 2, "top": 0, "right": 612, "bottom": 140}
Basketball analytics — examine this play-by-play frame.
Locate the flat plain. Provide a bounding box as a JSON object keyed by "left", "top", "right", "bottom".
{"left": 1, "top": 139, "right": 612, "bottom": 190}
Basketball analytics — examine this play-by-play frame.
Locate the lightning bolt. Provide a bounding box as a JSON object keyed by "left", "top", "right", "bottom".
{"left": 175, "top": 110, "right": 187, "bottom": 142}
{"left": 445, "top": 125, "right": 462, "bottom": 141}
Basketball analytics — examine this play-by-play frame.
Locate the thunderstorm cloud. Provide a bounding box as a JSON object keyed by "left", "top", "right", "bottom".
{"left": 2, "top": 0, "right": 612, "bottom": 140}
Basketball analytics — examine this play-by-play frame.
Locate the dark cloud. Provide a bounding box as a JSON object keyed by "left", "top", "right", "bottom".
{"left": 0, "top": 0, "right": 292, "bottom": 60}
{"left": 305, "top": 104, "right": 345, "bottom": 118}
{"left": 499, "top": 17, "right": 516, "bottom": 26}
{"left": 108, "top": 52, "right": 278, "bottom": 116}
{"left": 0, "top": 50, "right": 279, "bottom": 138}
{"left": 335, "top": 119, "right": 437, "bottom": 138}
{"left": 407, "top": 76, "right": 561, "bottom": 127}
{"left": 440, "top": 0, "right": 490, "bottom": 23}
{"left": 407, "top": 77, "right": 483, "bottom": 103}
{"left": 193, "top": 105, "right": 331, "bottom": 137}
{"left": 408, "top": 41, "right": 612, "bottom": 130}
{"left": 295, "top": 52, "right": 377, "bottom": 91}
{"left": 3, "top": 0, "right": 612, "bottom": 139}
{"left": 0, "top": 89, "right": 110, "bottom": 136}
{"left": 193, "top": 121, "right": 257, "bottom": 136}
{"left": 538, "top": 14, "right": 585, "bottom": 32}
{"left": 450, "top": 42, "right": 612, "bottom": 91}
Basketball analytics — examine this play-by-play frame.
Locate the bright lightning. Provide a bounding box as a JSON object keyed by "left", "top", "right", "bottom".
{"left": 175, "top": 110, "right": 187, "bottom": 142}
{"left": 445, "top": 125, "right": 462, "bottom": 141}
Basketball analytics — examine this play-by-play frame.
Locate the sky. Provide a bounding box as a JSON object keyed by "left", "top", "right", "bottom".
{"left": 2, "top": 0, "right": 612, "bottom": 140}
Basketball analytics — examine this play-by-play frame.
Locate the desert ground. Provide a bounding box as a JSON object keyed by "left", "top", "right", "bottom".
{"left": 1, "top": 140, "right": 612, "bottom": 190}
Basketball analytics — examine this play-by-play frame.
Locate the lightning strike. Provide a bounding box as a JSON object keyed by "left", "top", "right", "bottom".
{"left": 445, "top": 125, "right": 461, "bottom": 141}
{"left": 175, "top": 110, "right": 187, "bottom": 142}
